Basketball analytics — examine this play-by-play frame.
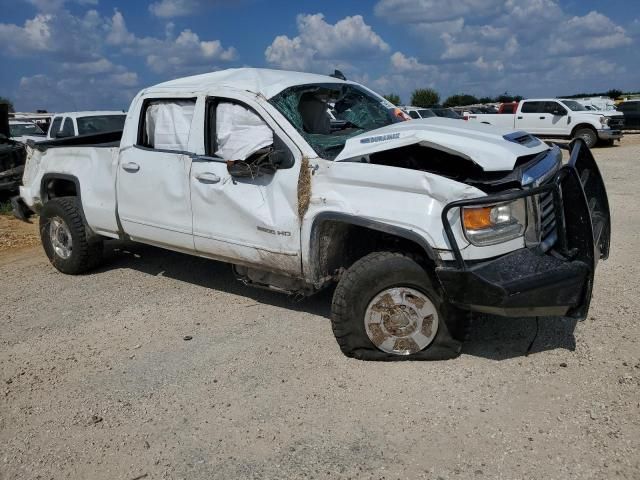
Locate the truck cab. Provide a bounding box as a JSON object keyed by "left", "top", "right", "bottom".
{"left": 17, "top": 68, "right": 611, "bottom": 361}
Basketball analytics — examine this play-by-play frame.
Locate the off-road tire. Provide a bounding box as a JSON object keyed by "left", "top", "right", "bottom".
{"left": 573, "top": 128, "right": 598, "bottom": 148}
{"left": 331, "top": 252, "right": 469, "bottom": 361}
{"left": 40, "top": 196, "right": 103, "bottom": 274}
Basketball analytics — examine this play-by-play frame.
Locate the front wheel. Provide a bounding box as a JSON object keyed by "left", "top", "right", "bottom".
{"left": 40, "top": 197, "right": 103, "bottom": 274}
{"left": 573, "top": 128, "right": 598, "bottom": 148}
{"left": 330, "top": 252, "right": 468, "bottom": 361}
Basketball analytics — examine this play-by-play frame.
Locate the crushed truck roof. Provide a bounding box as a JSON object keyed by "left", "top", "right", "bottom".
{"left": 148, "top": 68, "right": 351, "bottom": 99}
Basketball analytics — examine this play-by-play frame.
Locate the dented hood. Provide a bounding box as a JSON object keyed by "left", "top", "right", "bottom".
{"left": 334, "top": 118, "right": 550, "bottom": 171}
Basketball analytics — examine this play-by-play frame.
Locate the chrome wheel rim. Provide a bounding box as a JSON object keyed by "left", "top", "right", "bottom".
{"left": 49, "top": 217, "right": 72, "bottom": 259}
{"left": 364, "top": 287, "right": 439, "bottom": 355}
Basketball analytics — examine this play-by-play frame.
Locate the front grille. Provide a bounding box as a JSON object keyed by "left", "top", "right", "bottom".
{"left": 608, "top": 117, "right": 624, "bottom": 129}
{"left": 537, "top": 189, "right": 557, "bottom": 250}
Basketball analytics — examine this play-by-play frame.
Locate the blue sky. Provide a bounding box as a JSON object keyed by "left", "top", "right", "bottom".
{"left": 1, "top": 0, "right": 639, "bottom": 112}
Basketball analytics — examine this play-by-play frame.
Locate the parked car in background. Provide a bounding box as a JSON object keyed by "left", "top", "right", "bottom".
{"left": 467, "top": 98, "right": 624, "bottom": 147}
{"left": 403, "top": 106, "right": 463, "bottom": 120}
{"left": 402, "top": 106, "right": 437, "bottom": 119}
{"left": 616, "top": 101, "right": 640, "bottom": 129}
{"left": 47, "top": 111, "right": 126, "bottom": 139}
{"left": 15, "top": 68, "right": 610, "bottom": 361}
{"left": 498, "top": 102, "right": 519, "bottom": 114}
{"left": 1, "top": 106, "right": 26, "bottom": 193}
{"left": 9, "top": 120, "right": 46, "bottom": 143}
{"left": 560, "top": 97, "right": 616, "bottom": 112}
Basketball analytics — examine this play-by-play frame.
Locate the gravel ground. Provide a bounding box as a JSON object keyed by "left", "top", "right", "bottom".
{"left": 1, "top": 137, "right": 639, "bottom": 480}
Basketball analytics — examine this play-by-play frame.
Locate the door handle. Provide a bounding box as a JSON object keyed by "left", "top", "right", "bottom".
{"left": 539, "top": 116, "right": 545, "bottom": 119}
{"left": 196, "top": 172, "right": 221, "bottom": 184}
{"left": 517, "top": 116, "right": 523, "bottom": 119}
{"left": 122, "top": 162, "right": 140, "bottom": 173}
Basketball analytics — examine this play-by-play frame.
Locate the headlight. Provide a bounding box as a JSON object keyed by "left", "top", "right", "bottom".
{"left": 462, "top": 199, "right": 527, "bottom": 246}
{"left": 600, "top": 116, "right": 609, "bottom": 126}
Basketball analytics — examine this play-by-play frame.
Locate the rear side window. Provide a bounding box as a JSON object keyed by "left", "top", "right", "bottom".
{"left": 138, "top": 99, "right": 196, "bottom": 152}
{"left": 521, "top": 102, "right": 543, "bottom": 113}
{"left": 77, "top": 115, "right": 126, "bottom": 135}
{"left": 418, "top": 109, "right": 435, "bottom": 118}
{"left": 408, "top": 111, "right": 420, "bottom": 119}
{"left": 49, "top": 117, "right": 62, "bottom": 136}
{"left": 60, "top": 117, "right": 74, "bottom": 137}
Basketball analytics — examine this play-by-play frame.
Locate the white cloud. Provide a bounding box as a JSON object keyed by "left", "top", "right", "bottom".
{"left": 265, "top": 13, "right": 389, "bottom": 72}
{"left": 24, "top": 0, "right": 98, "bottom": 12}
{"left": 103, "top": 10, "right": 236, "bottom": 74}
{"left": 148, "top": 0, "right": 227, "bottom": 18}
{"left": 372, "top": 0, "right": 634, "bottom": 99}
{"left": 375, "top": 0, "right": 503, "bottom": 24}
{"left": 149, "top": 0, "right": 199, "bottom": 18}
{"left": 4, "top": 7, "right": 237, "bottom": 111}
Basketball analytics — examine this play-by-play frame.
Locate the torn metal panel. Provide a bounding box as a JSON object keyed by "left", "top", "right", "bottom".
{"left": 333, "top": 117, "right": 550, "bottom": 171}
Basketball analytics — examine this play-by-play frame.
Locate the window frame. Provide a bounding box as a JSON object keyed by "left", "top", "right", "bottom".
{"left": 49, "top": 116, "right": 63, "bottom": 137}
{"left": 135, "top": 97, "right": 198, "bottom": 155}
{"left": 203, "top": 96, "right": 294, "bottom": 169}
{"left": 521, "top": 101, "right": 544, "bottom": 114}
{"left": 60, "top": 117, "right": 75, "bottom": 137}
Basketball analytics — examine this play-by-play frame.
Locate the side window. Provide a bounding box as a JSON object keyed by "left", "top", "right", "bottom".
{"left": 408, "top": 111, "right": 420, "bottom": 119}
{"left": 521, "top": 102, "right": 543, "bottom": 113}
{"left": 205, "top": 98, "right": 293, "bottom": 169}
{"left": 49, "top": 117, "right": 62, "bottom": 136}
{"left": 138, "top": 98, "right": 196, "bottom": 152}
{"left": 60, "top": 117, "right": 74, "bottom": 137}
{"left": 544, "top": 102, "right": 565, "bottom": 115}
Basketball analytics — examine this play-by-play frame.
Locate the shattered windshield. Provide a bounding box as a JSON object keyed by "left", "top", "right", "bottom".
{"left": 562, "top": 100, "right": 588, "bottom": 112}
{"left": 269, "top": 83, "right": 396, "bottom": 160}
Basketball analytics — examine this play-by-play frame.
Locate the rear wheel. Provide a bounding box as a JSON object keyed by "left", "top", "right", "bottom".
{"left": 40, "top": 197, "right": 103, "bottom": 274}
{"left": 573, "top": 127, "right": 598, "bottom": 148}
{"left": 331, "top": 252, "right": 468, "bottom": 361}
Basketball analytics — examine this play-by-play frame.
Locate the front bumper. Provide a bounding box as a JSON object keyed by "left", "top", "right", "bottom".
{"left": 437, "top": 139, "right": 611, "bottom": 319}
{"left": 597, "top": 129, "right": 623, "bottom": 140}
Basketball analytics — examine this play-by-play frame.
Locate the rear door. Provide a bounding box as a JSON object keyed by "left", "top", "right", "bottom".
{"left": 116, "top": 97, "right": 197, "bottom": 251}
{"left": 189, "top": 91, "right": 302, "bottom": 275}
{"left": 516, "top": 101, "right": 549, "bottom": 134}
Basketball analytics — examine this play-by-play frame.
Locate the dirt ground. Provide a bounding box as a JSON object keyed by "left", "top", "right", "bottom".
{"left": 1, "top": 137, "right": 639, "bottom": 480}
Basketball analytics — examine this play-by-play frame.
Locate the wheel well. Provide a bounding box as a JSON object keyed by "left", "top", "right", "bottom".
{"left": 571, "top": 123, "right": 597, "bottom": 137}
{"left": 311, "top": 219, "right": 436, "bottom": 286}
{"left": 41, "top": 176, "right": 78, "bottom": 202}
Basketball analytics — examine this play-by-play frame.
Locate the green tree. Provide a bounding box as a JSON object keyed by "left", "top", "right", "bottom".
{"left": 383, "top": 93, "right": 402, "bottom": 105}
{"left": 443, "top": 94, "right": 479, "bottom": 107}
{"left": 478, "top": 96, "right": 495, "bottom": 104}
{"left": 410, "top": 88, "right": 440, "bottom": 107}
{"left": 0, "top": 96, "right": 15, "bottom": 113}
{"left": 606, "top": 89, "right": 623, "bottom": 99}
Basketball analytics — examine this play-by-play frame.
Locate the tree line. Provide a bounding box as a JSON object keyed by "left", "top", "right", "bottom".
{"left": 383, "top": 88, "right": 633, "bottom": 108}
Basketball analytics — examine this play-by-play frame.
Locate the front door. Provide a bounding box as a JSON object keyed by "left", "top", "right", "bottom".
{"left": 189, "top": 94, "right": 302, "bottom": 276}
{"left": 116, "top": 97, "right": 196, "bottom": 251}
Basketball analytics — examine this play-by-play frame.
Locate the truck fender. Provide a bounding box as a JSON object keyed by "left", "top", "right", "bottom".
{"left": 308, "top": 212, "right": 439, "bottom": 284}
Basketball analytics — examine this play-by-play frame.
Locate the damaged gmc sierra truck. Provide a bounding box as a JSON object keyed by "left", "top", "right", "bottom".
{"left": 16, "top": 68, "right": 611, "bottom": 361}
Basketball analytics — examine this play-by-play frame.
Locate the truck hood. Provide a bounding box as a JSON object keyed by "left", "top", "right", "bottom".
{"left": 334, "top": 118, "right": 550, "bottom": 172}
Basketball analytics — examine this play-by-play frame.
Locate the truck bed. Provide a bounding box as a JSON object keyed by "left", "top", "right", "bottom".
{"left": 21, "top": 130, "right": 123, "bottom": 238}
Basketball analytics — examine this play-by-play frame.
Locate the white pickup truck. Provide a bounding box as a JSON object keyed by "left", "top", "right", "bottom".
{"left": 15, "top": 68, "right": 611, "bottom": 361}
{"left": 466, "top": 99, "right": 624, "bottom": 147}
